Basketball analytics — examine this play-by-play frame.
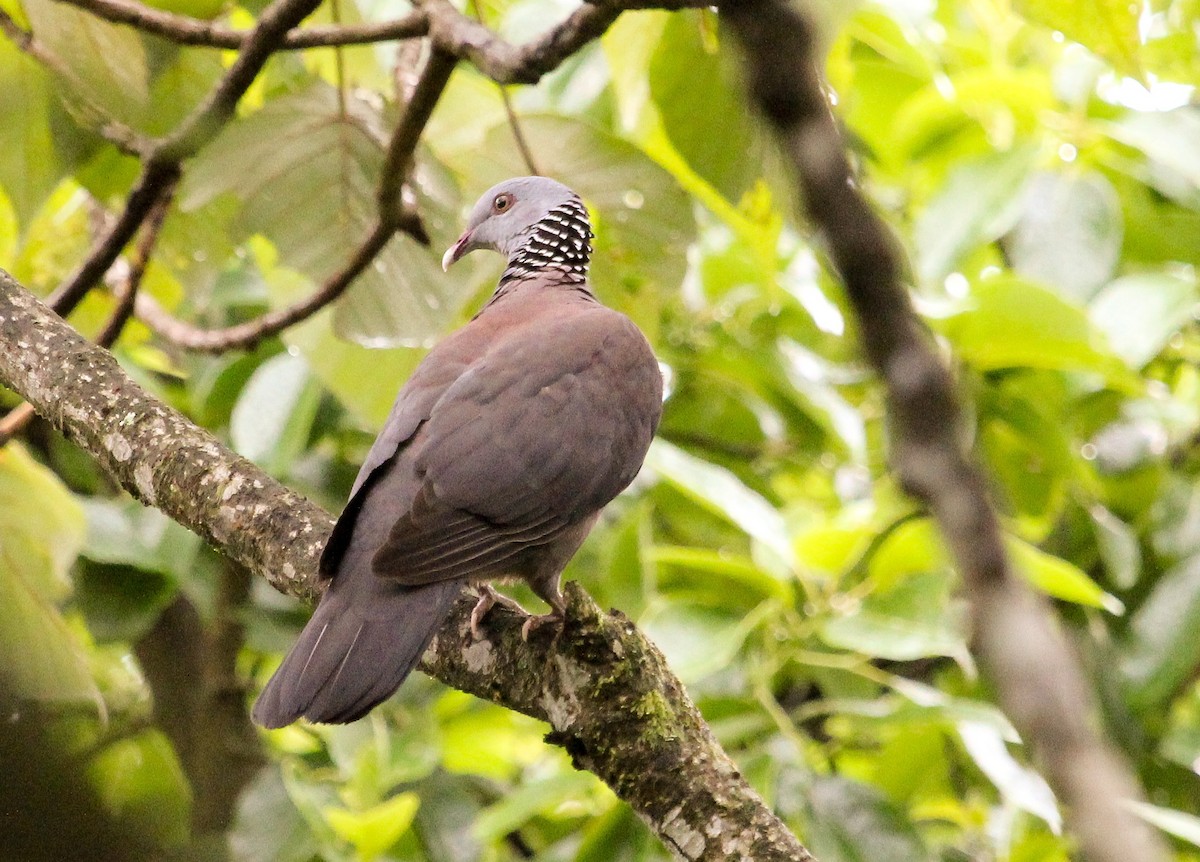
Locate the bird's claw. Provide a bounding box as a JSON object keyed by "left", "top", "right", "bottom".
{"left": 520, "top": 612, "right": 563, "bottom": 641}
{"left": 470, "top": 585, "right": 526, "bottom": 640}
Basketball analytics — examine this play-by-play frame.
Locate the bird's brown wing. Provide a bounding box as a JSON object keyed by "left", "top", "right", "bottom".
{"left": 372, "top": 304, "right": 662, "bottom": 585}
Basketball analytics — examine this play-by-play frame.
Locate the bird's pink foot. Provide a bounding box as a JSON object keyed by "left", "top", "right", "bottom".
{"left": 470, "top": 585, "right": 527, "bottom": 639}
{"left": 520, "top": 611, "right": 564, "bottom": 641}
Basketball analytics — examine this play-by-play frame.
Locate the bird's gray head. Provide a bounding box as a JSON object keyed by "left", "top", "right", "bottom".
{"left": 442, "top": 177, "right": 593, "bottom": 283}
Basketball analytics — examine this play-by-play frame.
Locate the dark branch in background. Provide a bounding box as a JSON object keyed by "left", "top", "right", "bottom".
{"left": 0, "top": 272, "right": 814, "bottom": 862}
{"left": 419, "top": 0, "right": 621, "bottom": 85}
{"left": 135, "top": 48, "right": 454, "bottom": 354}
{"left": 53, "top": 0, "right": 428, "bottom": 49}
{"left": 724, "top": 4, "right": 1166, "bottom": 862}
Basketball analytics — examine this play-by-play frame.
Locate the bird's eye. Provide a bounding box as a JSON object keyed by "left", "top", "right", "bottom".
{"left": 492, "top": 193, "right": 513, "bottom": 213}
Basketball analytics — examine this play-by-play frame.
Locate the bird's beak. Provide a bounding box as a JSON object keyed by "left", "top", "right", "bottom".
{"left": 442, "top": 230, "right": 473, "bottom": 272}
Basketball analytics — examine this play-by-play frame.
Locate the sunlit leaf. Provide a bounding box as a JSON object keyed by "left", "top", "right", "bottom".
{"left": 819, "top": 571, "right": 969, "bottom": 663}
{"left": 1121, "top": 554, "right": 1200, "bottom": 711}
{"left": 1006, "top": 171, "right": 1123, "bottom": 303}
{"left": 0, "top": 444, "right": 96, "bottom": 706}
{"left": 0, "top": 40, "right": 59, "bottom": 227}
{"left": 645, "top": 440, "right": 794, "bottom": 574}
{"left": 936, "top": 275, "right": 1132, "bottom": 381}
{"left": 650, "top": 13, "right": 758, "bottom": 201}
{"left": 957, "top": 721, "right": 1062, "bottom": 833}
{"left": 1125, "top": 800, "right": 1200, "bottom": 848}
{"left": 88, "top": 730, "right": 192, "bottom": 847}
{"left": 472, "top": 771, "right": 595, "bottom": 843}
{"left": 915, "top": 146, "right": 1038, "bottom": 285}
{"left": 1008, "top": 536, "right": 1123, "bottom": 613}
{"left": 1089, "top": 272, "right": 1198, "bottom": 369}
{"left": 230, "top": 351, "right": 323, "bottom": 476}
{"left": 1014, "top": 0, "right": 1140, "bottom": 73}
{"left": 324, "top": 792, "right": 419, "bottom": 861}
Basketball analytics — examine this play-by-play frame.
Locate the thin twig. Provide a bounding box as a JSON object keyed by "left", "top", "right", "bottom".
{"left": 95, "top": 178, "right": 176, "bottom": 349}
{"left": 52, "top": 0, "right": 428, "bottom": 49}
{"left": 468, "top": 0, "right": 539, "bottom": 175}
{"left": 724, "top": 4, "right": 1167, "bottom": 862}
{"left": 46, "top": 163, "right": 178, "bottom": 318}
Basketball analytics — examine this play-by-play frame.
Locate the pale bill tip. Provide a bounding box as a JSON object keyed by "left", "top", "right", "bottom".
{"left": 441, "top": 246, "right": 456, "bottom": 272}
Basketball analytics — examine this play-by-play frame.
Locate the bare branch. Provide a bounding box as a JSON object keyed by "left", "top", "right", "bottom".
{"left": 52, "top": 0, "right": 428, "bottom": 49}
{"left": 723, "top": 4, "right": 1167, "bottom": 862}
{"left": 419, "top": 0, "right": 621, "bottom": 85}
{"left": 0, "top": 270, "right": 814, "bottom": 862}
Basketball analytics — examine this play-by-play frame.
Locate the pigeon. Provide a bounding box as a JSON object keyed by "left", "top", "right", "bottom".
{"left": 252, "top": 177, "right": 663, "bottom": 727}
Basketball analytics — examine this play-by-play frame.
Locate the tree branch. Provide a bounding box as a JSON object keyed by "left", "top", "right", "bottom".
{"left": 723, "top": 4, "right": 1166, "bottom": 862}
{"left": 0, "top": 270, "right": 814, "bottom": 862}
{"left": 52, "top": 0, "right": 428, "bottom": 49}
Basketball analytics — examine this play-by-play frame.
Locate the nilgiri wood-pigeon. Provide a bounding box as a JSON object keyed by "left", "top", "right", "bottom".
{"left": 252, "top": 177, "right": 663, "bottom": 727}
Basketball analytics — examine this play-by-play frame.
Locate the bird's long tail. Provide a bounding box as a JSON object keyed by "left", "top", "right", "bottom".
{"left": 252, "top": 578, "right": 462, "bottom": 728}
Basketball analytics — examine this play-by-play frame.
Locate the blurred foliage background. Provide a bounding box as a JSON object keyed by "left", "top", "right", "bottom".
{"left": 2, "top": 0, "right": 1200, "bottom": 859}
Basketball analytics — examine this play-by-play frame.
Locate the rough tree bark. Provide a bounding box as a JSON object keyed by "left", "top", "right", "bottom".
{"left": 0, "top": 270, "right": 813, "bottom": 861}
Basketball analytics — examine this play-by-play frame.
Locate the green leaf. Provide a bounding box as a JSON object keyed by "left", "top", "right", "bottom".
{"left": 640, "top": 601, "right": 772, "bottom": 683}
{"left": 182, "top": 84, "right": 468, "bottom": 348}
{"left": 645, "top": 440, "right": 794, "bottom": 574}
{"left": 324, "top": 792, "right": 420, "bottom": 861}
{"left": 472, "top": 771, "right": 595, "bottom": 844}
{"left": 1014, "top": 0, "right": 1140, "bottom": 73}
{"left": 1125, "top": 800, "right": 1200, "bottom": 848}
{"left": 804, "top": 776, "right": 931, "bottom": 862}
{"left": 0, "top": 39, "right": 59, "bottom": 227}
{"left": 1090, "top": 504, "right": 1141, "bottom": 590}
{"left": 0, "top": 443, "right": 96, "bottom": 706}
{"left": 1006, "top": 171, "right": 1122, "bottom": 303}
{"left": 88, "top": 730, "right": 192, "bottom": 847}
{"left": 649, "top": 13, "right": 757, "bottom": 201}
{"left": 914, "top": 146, "right": 1038, "bottom": 285}
{"left": 1008, "top": 536, "right": 1124, "bottom": 613}
{"left": 819, "top": 570, "right": 969, "bottom": 663}
{"left": 22, "top": 0, "right": 149, "bottom": 127}
{"left": 935, "top": 275, "right": 1132, "bottom": 381}
{"left": 1106, "top": 108, "right": 1200, "bottom": 205}
{"left": 80, "top": 497, "right": 200, "bottom": 578}
{"left": 1121, "top": 554, "right": 1200, "bottom": 711}
{"left": 957, "top": 721, "right": 1062, "bottom": 833}
{"left": 230, "top": 352, "right": 322, "bottom": 476}
{"left": 1089, "top": 272, "right": 1198, "bottom": 369}
{"left": 229, "top": 767, "right": 318, "bottom": 862}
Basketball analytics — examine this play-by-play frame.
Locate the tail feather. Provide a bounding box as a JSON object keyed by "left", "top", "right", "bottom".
{"left": 253, "top": 579, "right": 462, "bottom": 728}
